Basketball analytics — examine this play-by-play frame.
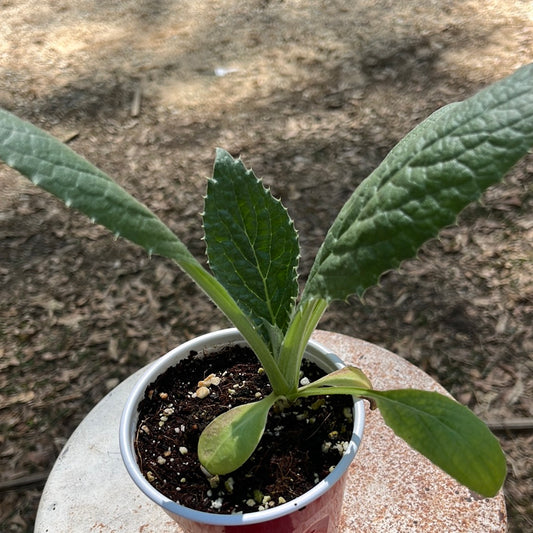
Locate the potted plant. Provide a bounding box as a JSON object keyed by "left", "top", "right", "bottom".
{"left": 121, "top": 327, "right": 366, "bottom": 532}
{"left": 1, "top": 63, "right": 532, "bottom": 531}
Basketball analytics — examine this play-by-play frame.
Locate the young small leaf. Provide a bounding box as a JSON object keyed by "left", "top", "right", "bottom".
{"left": 198, "top": 394, "right": 277, "bottom": 475}
{"left": 204, "top": 149, "right": 299, "bottom": 348}
{"left": 303, "top": 64, "right": 533, "bottom": 302}
{"left": 366, "top": 389, "right": 507, "bottom": 497}
{"left": 297, "top": 366, "right": 372, "bottom": 397}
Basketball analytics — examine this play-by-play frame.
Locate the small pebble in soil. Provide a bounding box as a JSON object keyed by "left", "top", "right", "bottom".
{"left": 195, "top": 386, "right": 210, "bottom": 399}
{"left": 198, "top": 373, "right": 221, "bottom": 387}
{"left": 225, "top": 477, "right": 235, "bottom": 493}
{"left": 211, "top": 498, "right": 224, "bottom": 510}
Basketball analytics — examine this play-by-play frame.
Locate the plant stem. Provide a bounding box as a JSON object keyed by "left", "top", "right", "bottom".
{"left": 179, "top": 261, "right": 291, "bottom": 393}
{"left": 278, "top": 298, "right": 328, "bottom": 395}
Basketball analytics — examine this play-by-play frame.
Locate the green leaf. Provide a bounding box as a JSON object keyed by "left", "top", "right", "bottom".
{"left": 297, "top": 366, "right": 372, "bottom": 397}
{"left": 204, "top": 149, "right": 299, "bottom": 348}
{"left": 0, "top": 109, "right": 286, "bottom": 386}
{"left": 278, "top": 298, "right": 329, "bottom": 394}
{"left": 0, "top": 108, "right": 195, "bottom": 265}
{"left": 198, "top": 394, "right": 277, "bottom": 475}
{"left": 303, "top": 63, "right": 533, "bottom": 302}
{"left": 366, "top": 389, "right": 507, "bottom": 497}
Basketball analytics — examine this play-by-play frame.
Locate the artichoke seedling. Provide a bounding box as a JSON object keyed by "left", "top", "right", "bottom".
{"left": 2, "top": 63, "right": 532, "bottom": 498}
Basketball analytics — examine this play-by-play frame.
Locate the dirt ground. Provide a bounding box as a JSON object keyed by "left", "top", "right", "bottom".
{"left": 0, "top": 1, "right": 532, "bottom": 531}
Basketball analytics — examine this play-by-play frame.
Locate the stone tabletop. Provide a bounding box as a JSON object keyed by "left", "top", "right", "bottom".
{"left": 35, "top": 331, "right": 506, "bottom": 532}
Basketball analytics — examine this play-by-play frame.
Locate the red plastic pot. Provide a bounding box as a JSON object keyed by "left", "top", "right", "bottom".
{"left": 119, "top": 329, "right": 365, "bottom": 533}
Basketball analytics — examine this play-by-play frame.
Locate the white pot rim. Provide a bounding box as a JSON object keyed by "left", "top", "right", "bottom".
{"left": 119, "top": 328, "right": 365, "bottom": 526}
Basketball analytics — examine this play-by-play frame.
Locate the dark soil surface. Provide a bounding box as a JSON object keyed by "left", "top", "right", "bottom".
{"left": 135, "top": 344, "right": 353, "bottom": 514}
{"left": 0, "top": 1, "right": 532, "bottom": 531}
